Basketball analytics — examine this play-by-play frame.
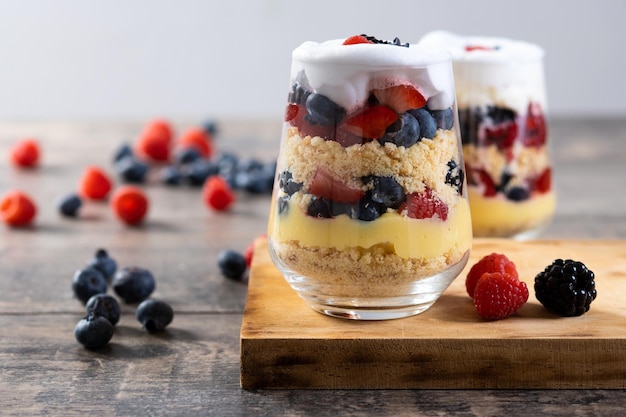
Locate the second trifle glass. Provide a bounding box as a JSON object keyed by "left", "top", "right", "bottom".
{"left": 267, "top": 35, "right": 472, "bottom": 320}
{"left": 421, "top": 31, "right": 556, "bottom": 239}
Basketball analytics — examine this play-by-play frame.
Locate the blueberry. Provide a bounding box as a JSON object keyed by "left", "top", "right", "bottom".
{"left": 506, "top": 186, "right": 530, "bottom": 201}
{"left": 277, "top": 195, "right": 290, "bottom": 215}
{"left": 217, "top": 249, "right": 247, "bottom": 280}
{"left": 160, "top": 165, "right": 183, "bottom": 186}
{"left": 288, "top": 82, "right": 311, "bottom": 105}
{"left": 365, "top": 176, "right": 406, "bottom": 209}
{"left": 85, "top": 294, "right": 121, "bottom": 326}
{"left": 306, "top": 197, "right": 332, "bottom": 218}
{"left": 58, "top": 193, "right": 82, "bottom": 217}
{"left": 112, "top": 267, "right": 155, "bottom": 303}
{"left": 74, "top": 313, "right": 114, "bottom": 349}
{"left": 328, "top": 200, "right": 352, "bottom": 217}
{"left": 72, "top": 267, "right": 107, "bottom": 304}
{"left": 305, "top": 93, "right": 346, "bottom": 125}
{"left": 115, "top": 155, "right": 148, "bottom": 183}
{"left": 183, "top": 159, "right": 219, "bottom": 186}
{"left": 217, "top": 152, "right": 239, "bottom": 175}
{"left": 113, "top": 143, "right": 134, "bottom": 163}
{"left": 350, "top": 193, "right": 385, "bottom": 221}
{"left": 86, "top": 249, "right": 117, "bottom": 282}
{"left": 174, "top": 147, "right": 201, "bottom": 165}
{"left": 380, "top": 113, "right": 420, "bottom": 148}
{"left": 202, "top": 119, "right": 219, "bottom": 137}
{"left": 487, "top": 105, "right": 516, "bottom": 124}
{"left": 278, "top": 170, "right": 303, "bottom": 195}
{"left": 136, "top": 299, "right": 174, "bottom": 333}
{"left": 410, "top": 108, "right": 437, "bottom": 140}
{"left": 429, "top": 107, "right": 454, "bottom": 130}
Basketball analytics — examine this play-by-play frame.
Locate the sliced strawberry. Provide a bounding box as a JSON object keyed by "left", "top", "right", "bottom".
{"left": 528, "top": 167, "right": 551, "bottom": 194}
{"left": 342, "top": 105, "right": 398, "bottom": 139}
{"left": 484, "top": 122, "right": 518, "bottom": 150}
{"left": 343, "top": 35, "right": 373, "bottom": 45}
{"left": 285, "top": 103, "right": 299, "bottom": 122}
{"left": 400, "top": 188, "right": 448, "bottom": 221}
{"left": 372, "top": 84, "right": 426, "bottom": 113}
{"left": 465, "top": 45, "right": 495, "bottom": 52}
{"left": 476, "top": 169, "right": 497, "bottom": 197}
{"left": 521, "top": 102, "right": 547, "bottom": 147}
{"left": 288, "top": 104, "right": 335, "bottom": 140}
{"left": 334, "top": 128, "right": 366, "bottom": 147}
{"left": 309, "top": 166, "right": 364, "bottom": 204}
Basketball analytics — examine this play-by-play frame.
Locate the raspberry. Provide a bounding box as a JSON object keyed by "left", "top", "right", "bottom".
{"left": 202, "top": 176, "right": 235, "bottom": 211}
{"left": 177, "top": 127, "right": 213, "bottom": 158}
{"left": 473, "top": 272, "right": 529, "bottom": 320}
{"left": 110, "top": 185, "right": 149, "bottom": 225}
{"left": 243, "top": 234, "right": 267, "bottom": 267}
{"left": 10, "top": 138, "right": 40, "bottom": 168}
{"left": 534, "top": 259, "right": 596, "bottom": 316}
{"left": 135, "top": 123, "right": 171, "bottom": 162}
{"left": 466, "top": 253, "right": 518, "bottom": 298}
{"left": 0, "top": 190, "right": 37, "bottom": 227}
{"left": 79, "top": 166, "right": 113, "bottom": 200}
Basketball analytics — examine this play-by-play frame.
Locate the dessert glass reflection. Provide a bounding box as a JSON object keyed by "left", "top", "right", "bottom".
{"left": 420, "top": 31, "right": 556, "bottom": 239}
{"left": 267, "top": 35, "right": 472, "bottom": 320}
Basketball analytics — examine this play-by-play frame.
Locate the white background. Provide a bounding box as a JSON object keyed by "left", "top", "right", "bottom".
{"left": 0, "top": 0, "right": 624, "bottom": 121}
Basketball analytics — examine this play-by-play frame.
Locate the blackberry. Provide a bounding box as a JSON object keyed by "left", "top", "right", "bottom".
{"left": 444, "top": 159, "right": 465, "bottom": 195}
{"left": 534, "top": 259, "right": 597, "bottom": 317}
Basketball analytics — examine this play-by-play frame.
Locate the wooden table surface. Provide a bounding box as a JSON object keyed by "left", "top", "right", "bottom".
{"left": 1, "top": 117, "right": 625, "bottom": 416}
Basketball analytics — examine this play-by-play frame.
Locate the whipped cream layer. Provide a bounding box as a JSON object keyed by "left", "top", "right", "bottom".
{"left": 419, "top": 31, "right": 546, "bottom": 114}
{"left": 291, "top": 39, "right": 456, "bottom": 112}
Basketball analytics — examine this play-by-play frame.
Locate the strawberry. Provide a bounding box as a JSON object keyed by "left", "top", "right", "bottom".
{"left": 309, "top": 166, "right": 364, "bottom": 204}
{"left": 532, "top": 167, "right": 552, "bottom": 193}
{"left": 475, "top": 169, "right": 497, "bottom": 197}
{"left": 372, "top": 84, "right": 426, "bottom": 113}
{"left": 473, "top": 272, "right": 528, "bottom": 320}
{"left": 465, "top": 253, "right": 519, "bottom": 298}
{"left": 343, "top": 35, "right": 373, "bottom": 45}
{"left": 521, "top": 102, "right": 547, "bottom": 147}
{"left": 484, "top": 122, "right": 518, "bottom": 150}
{"left": 400, "top": 188, "right": 448, "bottom": 221}
{"left": 465, "top": 45, "right": 495, "bottom": 52}
{"left": 342, "top": 105, "right": 398, "bottom": 139}
{"left": 288, "top": 104, "right": 335, "bottom": 140}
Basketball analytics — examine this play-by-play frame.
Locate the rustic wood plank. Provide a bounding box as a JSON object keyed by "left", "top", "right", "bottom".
{"left": 241, "top": 238, "right": 626, "bottom": 389}
{"left": 3, "top": 314, "right": 626, "bottom": 416}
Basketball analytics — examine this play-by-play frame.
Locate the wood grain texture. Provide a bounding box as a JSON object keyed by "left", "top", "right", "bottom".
{"left": 1, "top": 118, "right": 626, "bottom": 416}
{"left": 241, "top": 239, "right": 626, "bottom": 389}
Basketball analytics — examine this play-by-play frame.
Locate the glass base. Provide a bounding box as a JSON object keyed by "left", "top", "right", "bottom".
{"left": 269, "top": 242, "right": 469, "bottom": 320}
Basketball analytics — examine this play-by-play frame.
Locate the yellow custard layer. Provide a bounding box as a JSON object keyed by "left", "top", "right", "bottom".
{"left": 268, "top": 196, "right": 472, "bottom": 260}
{"left": 468, "top": 188, "right": 556, "bottom": 237}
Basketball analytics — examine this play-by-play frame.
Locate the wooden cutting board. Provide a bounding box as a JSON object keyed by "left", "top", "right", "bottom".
{"left": 240, "top": 238, "right": 626, "bottom": 389}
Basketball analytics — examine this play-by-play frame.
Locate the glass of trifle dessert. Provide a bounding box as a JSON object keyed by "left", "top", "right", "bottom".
{"left": 420, "top": 31, "right": 556, "bottom": 239}
{"left": 266, "top": 35, "right": 472, "bottom": 320}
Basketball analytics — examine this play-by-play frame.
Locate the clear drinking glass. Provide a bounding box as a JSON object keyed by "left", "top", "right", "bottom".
{"left": 267, "top": 35, "right": 472, "bottom": 320}
{"left": 421, "top": 31, "right": 556, "bottom": 239}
